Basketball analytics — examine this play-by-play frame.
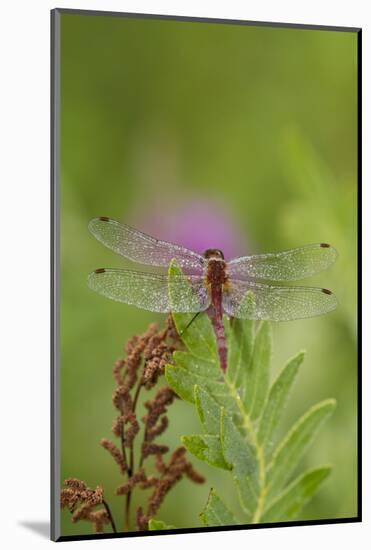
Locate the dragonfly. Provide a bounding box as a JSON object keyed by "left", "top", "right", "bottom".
{"left": 88, "top": 216, "right": 338, "bottom": 372}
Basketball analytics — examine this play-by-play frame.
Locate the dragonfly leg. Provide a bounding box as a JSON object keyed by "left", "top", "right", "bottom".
{"left": 179, "top": 311, "right": 201, "bottom": 337}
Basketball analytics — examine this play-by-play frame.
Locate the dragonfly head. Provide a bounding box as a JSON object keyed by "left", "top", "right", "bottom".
{"left": 204, "top": 248, "right": 225, "bottom": 260}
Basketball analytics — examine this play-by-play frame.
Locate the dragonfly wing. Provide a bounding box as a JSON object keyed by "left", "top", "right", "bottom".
{"left": 88, "top": 217, "right": 205, "bottom": 272}
{"left": 88, "top": 269, "right": 210, "bottom": 313}
{"left": 223, "top": 280, "right": 337, "bottom": 321}
{"left": 227, "top": 243, "right": 338, "bottom": 281}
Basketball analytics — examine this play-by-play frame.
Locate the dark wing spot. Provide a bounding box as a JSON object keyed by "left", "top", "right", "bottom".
{"left": 322, "top": 288, "right": 332, "bottom": 295}
{"left": 320, "top": 243, "right": 330, "bottom": 248}
{"left": 95, "top": 268, "right": 106, "bottom": 274}
{"left": 99, "top": 216, "right": 110, "bottom": 222}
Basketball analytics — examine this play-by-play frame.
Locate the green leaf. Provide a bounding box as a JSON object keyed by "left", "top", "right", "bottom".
{"left": 244, "top": 321, "right": 272, "bottom": 420}
{"left": 168, "top": 260, "right": 217, "bottom": 361}
{"left": 200, "top": 489, "right": 239, "bottom": 526}
{"left": 220, "top": 409, "right": 259, "bottom": 519}
{"left": 174, "top": 350, "right": 219, "bottom": 378}
{"left": 225, "top": 314, "right": 254, "bottom": 391}
{"left": 148, "top": 519, "right": 175, "bottom": 530}
{"left": 258, "top": 351, "right": 304, "bottom": 452}
{"left": 267, "top": 399, "right": 336, "bottom": 498}
{"left": 165, "top": 363, "right": 197, "bottom": 402}
{"left": 194, "top": 385, "right": 221, "bottom": 434}
{"left": 182, "top": 434, "right": 230, "bottom": 470}
{"left": 166, "top": 351, "right": 240, "bottom": 420}
{"left": 261, "top": 466, "right": 332, "bottom": 523}
{"left": 165, "top": 354, "right": 222, "bottom": 404}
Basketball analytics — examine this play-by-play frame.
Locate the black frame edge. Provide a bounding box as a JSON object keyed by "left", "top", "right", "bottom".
{"left": 356, "top": 28, "right": 362, "bottom": 522}
{"left": 57, "top": 516, "right": 360, "bottom": 542}
{"left": 51, "top": 7, "right": 61, "bottom": 543}
{"left": 54, "top": 7, "right": 361, "bottom": 33}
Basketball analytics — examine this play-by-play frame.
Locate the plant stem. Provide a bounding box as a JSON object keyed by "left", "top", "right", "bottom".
{"left": 125, "top": 492, "right": 132, "bottom": 531}
{"left": 124, "top": 381, "right": 143, "bottom": 531}
{"left": 132, "top": 381, "right": 143, "bottom": 411}
{"left": 103, "top": 500, "right": 117, "bottom": 533}
{"left": 120, "top": 425, "right": 128, "bottom": 472}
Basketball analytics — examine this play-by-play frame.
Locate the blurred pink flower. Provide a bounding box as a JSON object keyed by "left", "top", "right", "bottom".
{"left": 136, "top": 196, "right": 247, "bottom": 261}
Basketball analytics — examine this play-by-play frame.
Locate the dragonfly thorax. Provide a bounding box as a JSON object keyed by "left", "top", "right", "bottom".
{"left": 206, "top": 257, "right": 228, "bottom": 288}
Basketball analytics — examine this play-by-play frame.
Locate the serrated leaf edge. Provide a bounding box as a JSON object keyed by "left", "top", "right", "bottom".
{"left": 266, "top": 398, "right": 336, "bottom": 496}
{"left": 261, "top": 465, "right": 332, "bottom": 523}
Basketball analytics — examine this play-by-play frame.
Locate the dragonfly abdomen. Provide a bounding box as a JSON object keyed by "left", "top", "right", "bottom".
{"left": 208, "top": 306, "right": 227, "bottom": 372}
{"left": 205, "top": 258, "right": 229, "bottom": 371}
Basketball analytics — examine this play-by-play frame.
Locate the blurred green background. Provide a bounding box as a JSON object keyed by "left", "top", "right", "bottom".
{"left": 59, "top": 12, "right": 358, "bottom": 536}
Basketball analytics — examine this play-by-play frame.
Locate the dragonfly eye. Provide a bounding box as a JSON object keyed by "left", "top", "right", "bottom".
{"left": 204, "top": 249, "right": 225, "bottom": 260}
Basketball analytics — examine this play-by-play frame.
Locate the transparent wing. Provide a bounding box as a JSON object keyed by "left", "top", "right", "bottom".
{"left": 88, "top": 268, "right": 210, "bottom": 313}
{"left": 227, "top": 243, "right": 337, "bottom": 281}
{"left": 223, "top": 280, "right": 337, "bottom": 321}
{"left": 88, "top": 217, "right": 205, "bottom": 273}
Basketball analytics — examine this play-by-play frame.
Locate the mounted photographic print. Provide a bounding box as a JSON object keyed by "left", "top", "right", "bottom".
{"left": 51, "top": 8, "right": 361, "bottom": 542}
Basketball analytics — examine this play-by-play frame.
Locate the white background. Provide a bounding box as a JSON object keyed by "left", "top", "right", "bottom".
{"left": 0, "top": 0, "right": 368, "bottom": 548}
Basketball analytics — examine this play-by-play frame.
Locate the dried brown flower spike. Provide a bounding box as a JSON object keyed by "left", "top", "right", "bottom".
{"left": 61, "top": 316, "right": 204, "bottom": 534}
{"left": 61, "top": 478, "right": 116, "bottom": 533}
